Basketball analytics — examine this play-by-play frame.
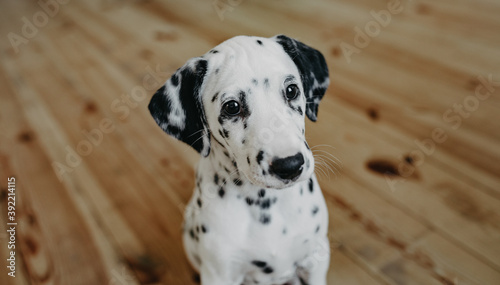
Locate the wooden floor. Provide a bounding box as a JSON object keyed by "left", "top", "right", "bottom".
{"left": 0, "top": 0, "right": 499, "bottom": 284}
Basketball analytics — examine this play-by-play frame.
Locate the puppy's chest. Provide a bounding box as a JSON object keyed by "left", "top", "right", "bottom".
{"left": 193, "top": 175, "right": 326, "bottom": 246}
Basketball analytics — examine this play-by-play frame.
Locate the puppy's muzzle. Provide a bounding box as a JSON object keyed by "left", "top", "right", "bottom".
{"left": 269, "top": 153, "right": 304, "bottom": 181}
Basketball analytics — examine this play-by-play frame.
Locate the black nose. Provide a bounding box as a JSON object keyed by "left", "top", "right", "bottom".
{"left": 269, "top": 153, "right": 304, "bottom": 180}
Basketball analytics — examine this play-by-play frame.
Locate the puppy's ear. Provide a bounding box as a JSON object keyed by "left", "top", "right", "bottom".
{"left": 148, "top": 58, "right": 211, "bottom": 156}
{"left": 274, "top": 35, "right": 329, "bottom": 122}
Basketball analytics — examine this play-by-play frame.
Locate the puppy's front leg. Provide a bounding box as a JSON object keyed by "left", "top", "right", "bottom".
{"left": 298, "top": 236, "right": 330, "bottom": 285}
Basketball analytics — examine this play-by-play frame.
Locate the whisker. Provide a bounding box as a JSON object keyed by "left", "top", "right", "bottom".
{"left": 314, "top": 160, "right": 329, "bottom": 179}
{"left": 311, "top": 144, "right": 337, "bottom": 150}
{"left": 312, "top": 151, "right": 342, "bottom": 169}
{"left": 189, "top": 132, "right": 209, "bottom": 149}
{"left": 315, "top": 156, "right": 337, "bottom": 178}
{"left": 186, "top": 129, "right": 206, "bottom": 139}
{"left": 314, "top": 154, "right": 339, "bottom": 172}
{"left": 314, "top": 160, "right": 336, "bottom": 180}
{"left": 309, "top": 144, "right": 343, "bottom": 180}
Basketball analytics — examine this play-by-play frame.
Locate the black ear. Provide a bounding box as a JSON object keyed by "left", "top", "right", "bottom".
{"left": 148, "top": 58, "right": 211, "bottom": 156}
{"left": 274, "top": 35, "right": 330, "bottom": 122}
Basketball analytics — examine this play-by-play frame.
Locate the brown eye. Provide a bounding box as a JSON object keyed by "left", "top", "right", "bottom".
{"left": 285, "top": 84, "right": 300, "bottom": 100}
{"left": 222, "top": 100, "right": 241, "bottom": 116}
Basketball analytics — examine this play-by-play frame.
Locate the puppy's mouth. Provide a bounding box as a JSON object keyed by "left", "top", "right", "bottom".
{"left": 246, "top": 177, "right": 301, "bottom": 189}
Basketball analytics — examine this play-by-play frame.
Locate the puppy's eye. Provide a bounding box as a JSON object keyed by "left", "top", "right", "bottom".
{"left": 222, "top": 100, "right": 241, "bottom": 116}
{"left": 285, "top": 84, "right": 300, "bottom": 100}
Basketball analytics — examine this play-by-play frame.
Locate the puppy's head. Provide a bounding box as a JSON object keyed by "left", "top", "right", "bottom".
{"left": 149, "top": 35, "right": 329, "bottom": 189}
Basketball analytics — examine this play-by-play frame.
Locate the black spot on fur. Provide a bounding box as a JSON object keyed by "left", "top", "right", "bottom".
{"left": 260, "top": 199, "right": 271, "bottom": 209}
{"left": 218, "top": 129, "right": 225, "bottom": 138}
{"left": 232, "top": 160, "right": 238, "bottom": 168}
{"left": 263, "top": 267, "right": 274, "bottom": 274}
{"left": 300, "top": 187, "right": 303, "bottom": 195}
{"left": 257, "top": 40, "right": 263, "bottom": 45}
{"left": 223, "top": 151, "right": 230, "bottom": 158}
{"left": 189, "top": 229, "right": 195, "bottom": 239}
{"left": 223, "top": 128, "right": 229, "bottom": 138}
{"left": 272, "top": 197, "right": 277, "bottom": 204}
{"left": 315, "top": 225, "right": 320, "bottom": 233}
{"left": 197, "top": 198, "right": 202, "bottom": 208}
{"left": 201, "top": 224, "right": 207, "bottom": 233}
{"left": 246, "top": 197, "right": 254, "bottom": 206}
{"left": 297, "top": 106, "right": 303, "bottom": 115}
{"left": 239, "top": 90, "right": 251, "bottom": 118}
{"left": 242, "top": 138, "right": 246, "bottom": 144}
{"left": 243, "top": 121, "right": 248, "bottom": 129}
{"left": 214, "top": 174, "right": 219, "bottom": 185}
{"left": 312, "top": 205, "right": 319, "bottom": 216}
{"left": 211, "top": 92, "right": 219, "bottom": 102}
{"left": 247, "top": 156, "right": 250, "bottom": 164}
{"left": 252, "top": 78, "right": 258, "bottom": 85}
{"left": 218, "top": 187, "right": 225, "bottom": 198}
{"left": 210, "top": 49, "right": 219, "bottom": 54}
{"left": 264, "top": 78, "right": 270, "bottom": 88}
{"left": 260, "top": 213, "right": 271, "bottom": 224}
{"left": 256, "top": 150, "right": 264, "bottom": 164}
{"left": 215, "top": 68, "right": 220, "bottom": 74}
{"left": 308, "top": 178, "right": 314, "bottom": 193}
{"left": 252, "top": 260, "right": 267, "bottom": 268}
{"left": 233, "top": 179, "right": 243, "bottom": 186}
{"left": 258, "top": 189, "right": 266, "bottom": 198}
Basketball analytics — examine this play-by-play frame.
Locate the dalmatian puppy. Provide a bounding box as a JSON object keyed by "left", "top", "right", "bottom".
{"left": 148, "top": 35, "right": 330, "bottom": 285}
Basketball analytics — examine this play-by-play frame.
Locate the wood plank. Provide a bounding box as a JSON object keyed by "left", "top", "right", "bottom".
{"left": 308, "top": 95, "right": 500, "bottom": 270}
{"left": 409, "top": 233, "right": 500, "bottom": 285}
{"left": 4, "top": 40, "right": 197, "bottom": 284}
{"left": 0, "top": 61, "right": 112, "bottom": 285}
{"left": 0, "top": 0, "right": 499, "bottom": 284}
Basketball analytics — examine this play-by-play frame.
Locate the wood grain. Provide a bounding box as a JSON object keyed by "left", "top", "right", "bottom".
{"left": 0, "top": 0, "right": 499, "bottom": 284}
